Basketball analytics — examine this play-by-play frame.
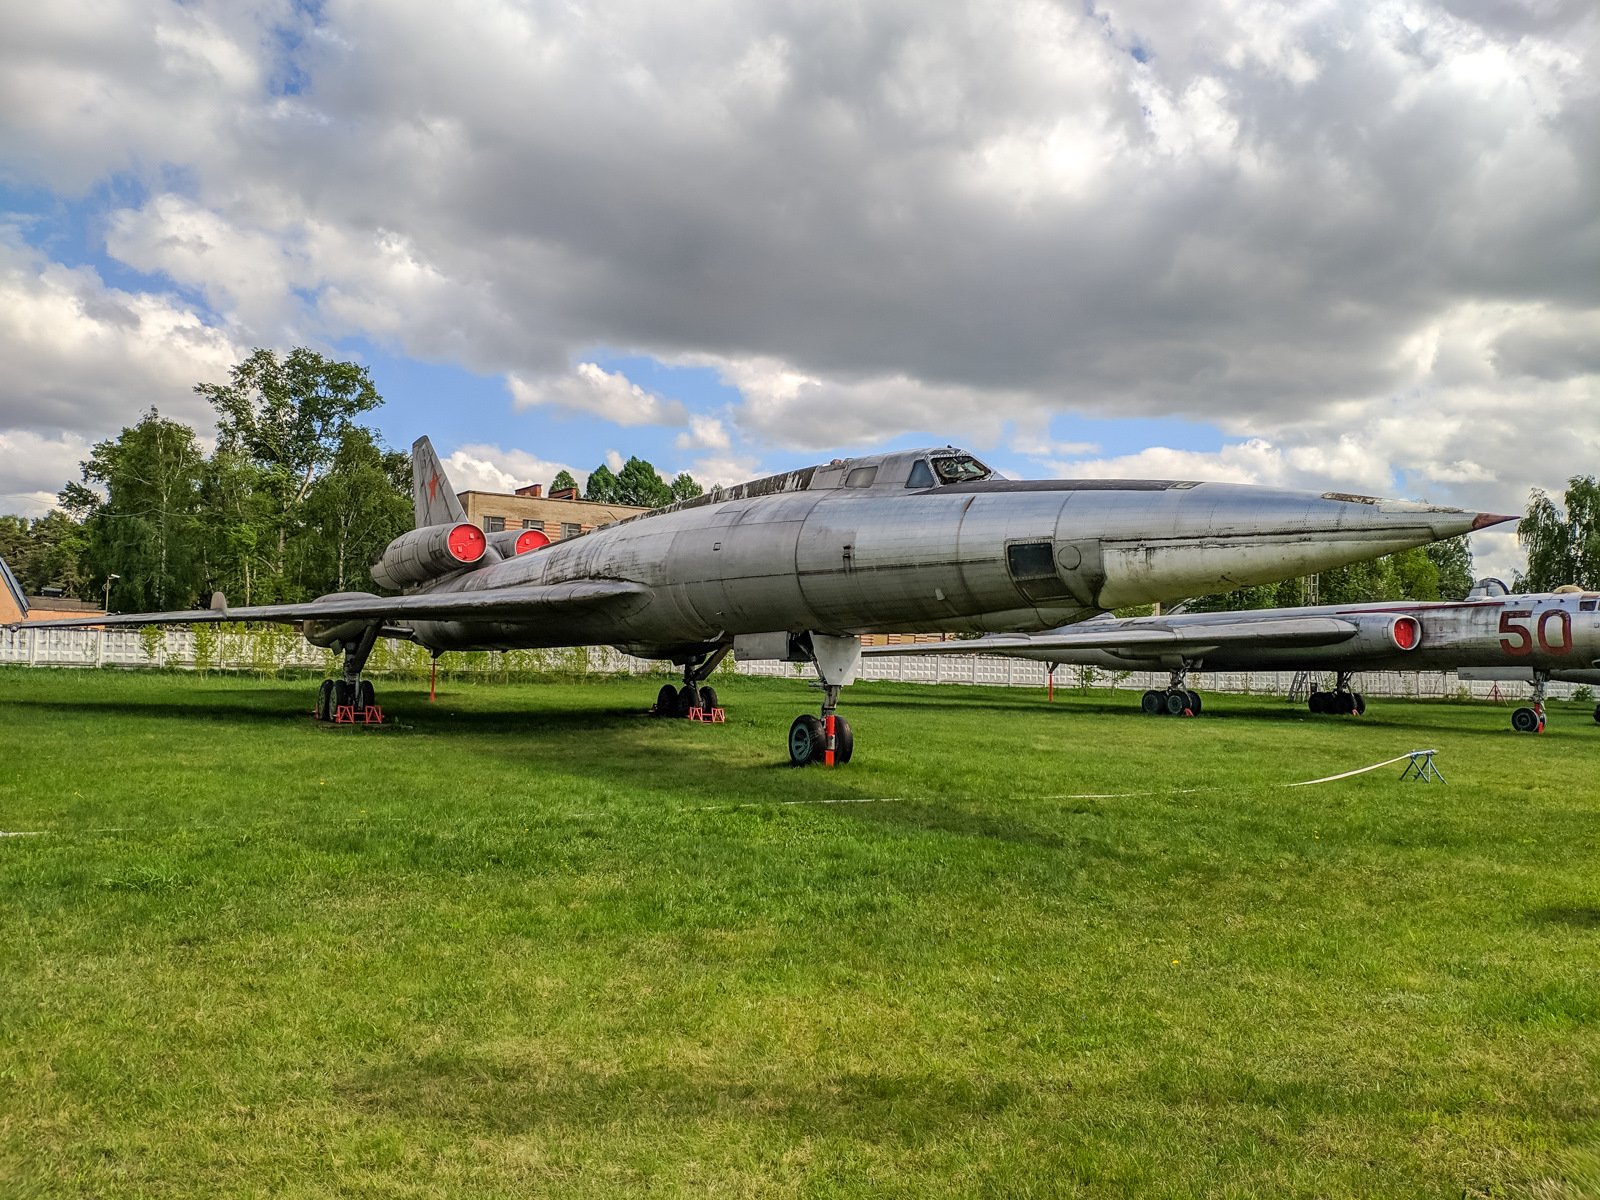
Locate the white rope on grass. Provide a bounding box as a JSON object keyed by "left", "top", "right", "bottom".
{"left": 1284, "top": 750, "right": 1437, "bottom": 787}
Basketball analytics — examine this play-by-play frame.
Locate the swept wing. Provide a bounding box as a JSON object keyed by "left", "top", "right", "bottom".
{"left": 868, "top": 615, "right": 1362, "bottom": 660}
{"left": 12, "top": 579, "right": 652, "bottom": 629}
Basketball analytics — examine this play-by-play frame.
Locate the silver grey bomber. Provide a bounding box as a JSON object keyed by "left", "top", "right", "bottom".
{"left": 864, "top": 578, "right": 1599, "bottom": 733}
{"left": 13, "top": 437, "right": 1514, "bottom": 763}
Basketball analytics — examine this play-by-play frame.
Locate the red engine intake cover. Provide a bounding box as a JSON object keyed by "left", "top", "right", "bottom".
{"left": 513, "top": 529, "right": 552, "bottom": 554}
{"left": 1391, "top": 615, "right": 1421, "bottom": 651}
{"left": 447, "top": 522, "right": 487, "bottom": 563}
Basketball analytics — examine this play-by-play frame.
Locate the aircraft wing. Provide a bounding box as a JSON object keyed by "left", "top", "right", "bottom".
{"left": 866, "top": 615, "right": 1362, "bottom": 660}
{"left": 10, "top": 580, "right": 653, "bottom": 629}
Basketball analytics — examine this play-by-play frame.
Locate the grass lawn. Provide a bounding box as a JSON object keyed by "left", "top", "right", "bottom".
{"left": 2, "top": 665, "right": 1599, "bottom": 1198}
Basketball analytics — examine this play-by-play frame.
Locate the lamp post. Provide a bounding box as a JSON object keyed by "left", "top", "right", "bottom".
{"left": 103, "top": 574, "right": 120, "bottom": 613}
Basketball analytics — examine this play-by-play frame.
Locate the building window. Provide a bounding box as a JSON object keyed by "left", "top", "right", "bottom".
{"left": 521, "top": 519, "right": 544, "bottom": 532}
{"left": 561, "top": 522, "right": 582, "bottom": 539}
{"left": 484, "top": 515, "right": 506, "bottom": 533}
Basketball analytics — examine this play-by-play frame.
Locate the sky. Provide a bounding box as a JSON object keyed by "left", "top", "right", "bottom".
{"left": 1, "top": 0, "right": 1596, "bottom": 581}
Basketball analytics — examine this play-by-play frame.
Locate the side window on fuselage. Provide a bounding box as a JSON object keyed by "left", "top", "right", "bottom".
{"left": 906, "top": 460, "right": 935, "bottom": 489}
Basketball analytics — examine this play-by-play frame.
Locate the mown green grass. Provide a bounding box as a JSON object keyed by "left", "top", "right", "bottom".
{"left": 2, "top": 666, "right": 1599, "bottom": 1198}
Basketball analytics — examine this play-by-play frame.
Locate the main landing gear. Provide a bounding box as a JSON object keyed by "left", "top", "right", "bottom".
{"left": 1140, "top": 666, "right": 1202, "bottom": 716}
{"left": 1512, "top": 671, "right": 1549, "bottom": 734}
{"left": 314, "top": 624, "right": 382, "bottom": 723}
{"left": 1308, "top": 672, "right": 1365, "bottom": 717}
{"left": 786, "top": 633, "right": 861, "bottom": 767}
{"left": 653, "top": 647, "right": 729, "bottom": 719}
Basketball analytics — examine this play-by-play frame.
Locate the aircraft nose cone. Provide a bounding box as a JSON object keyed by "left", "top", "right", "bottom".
{"left": 1471, "top": 513, "right": 1520, "bottom": 532}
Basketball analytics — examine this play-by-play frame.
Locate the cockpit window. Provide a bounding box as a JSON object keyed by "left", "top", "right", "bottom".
{"left": 1581, "top": 598, "right": 1598, "bottom": 612}
{"left": 931, "top": 455, "right": 992, "bottom": 484}
{"left": 905, "top": 460, "right": 935, "bottom": 489}
{"left": 845, "top": 466, "right": 878, "bottom": 488}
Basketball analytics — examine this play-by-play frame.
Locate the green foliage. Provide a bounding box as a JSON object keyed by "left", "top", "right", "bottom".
{"left": 294, "top": 428, "right": 413, "bottom": 592}
{"left": 551, "top": 468, "right": 577, "bottom": 492}
{"left": 192, "top": 623, "right": 217, "bottom": 674}
{"left": 1515, "top": 476, "right": 1600, "bottom": 592}
{"left": 138, "top": 624, "right": 164, "bottom": 663}
{"left": 583, "top": 463, "right": 619, "bottom": 503}
{"left": 586, "top": 457, "right": 695, "bottom": 508}
{"left": 1426, "top": 535, "right": 1475, "bottom": 599}
{"left": 195, "top": 347, "right": 384, "bottom": 590}
{"left": 0, "top": 511, "right": 91, "bottom": 597}
{"left": 68, "top": 408, "right": 206, "bottom": 611}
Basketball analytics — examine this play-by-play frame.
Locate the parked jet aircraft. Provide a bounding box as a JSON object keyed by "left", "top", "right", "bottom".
{"left": 12, "top": 438, "right": 1512, "bottom": 763}
{"left": 864, "top": 578, "right": 1597, "bottom": 733}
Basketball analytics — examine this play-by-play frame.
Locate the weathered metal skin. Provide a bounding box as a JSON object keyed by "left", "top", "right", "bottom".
{"left": 403, "top": 446, "right": 1499, "bottom": 654}
{"left": 865, "top": 589, "right": 1600, "bottom": 676}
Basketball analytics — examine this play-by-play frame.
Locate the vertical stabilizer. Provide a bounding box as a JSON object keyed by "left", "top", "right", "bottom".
{"left": 0, "top": 555, "right": 27, "bottom": 620}
{"left": 412, "top": 436, "right": 468, "bottom": 528}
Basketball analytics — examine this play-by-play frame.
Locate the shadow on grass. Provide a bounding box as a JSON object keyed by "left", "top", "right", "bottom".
{"left": 1527, "top": 906, "right": 1600, "bottom": 930}
{"left": 344, "top": 1052, "right": 1044, "bottom": 1141}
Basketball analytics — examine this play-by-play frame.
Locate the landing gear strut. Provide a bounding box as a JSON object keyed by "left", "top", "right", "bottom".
{"left": 1512, "top": 671, "right": 1549, "bottom": 734}
{"left": 315, "top": 623, "right": 381, "bottom": 723}
{"left": 1308, "top": 672, "right": 1365, "bottom": 716}
{"left": 653, "top": 647, "right": 729, "bottom": 718}
{"left": 787, "top": 634, "right": 861, "bottom": 766}
{"left": 1140, "top": 665, "right": 1201, "bottom": 717}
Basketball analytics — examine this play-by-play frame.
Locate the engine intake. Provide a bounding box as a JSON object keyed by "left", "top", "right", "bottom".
{"left": 372, "top": 522, "right": 486, "bottom": 590}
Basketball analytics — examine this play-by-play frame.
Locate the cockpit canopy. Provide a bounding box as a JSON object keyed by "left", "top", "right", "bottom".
{"left": 904, "top": 452, "right": 993, "bottom": 489}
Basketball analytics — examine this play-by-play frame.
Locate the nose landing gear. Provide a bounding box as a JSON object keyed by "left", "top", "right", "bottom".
{"left": 1511, "top": 671, "right": 1549, "bottom": 734}
{"left": 786, "top": 634, "right": 862, "bottom": 766}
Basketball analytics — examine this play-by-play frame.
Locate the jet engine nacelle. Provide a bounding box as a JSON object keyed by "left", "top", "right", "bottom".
{"left": 1346, "top": 613, "right": 1423, "bottom": 654}
{"left": 302, "top": 592, "right": 382, "bottom": 649}
{"left": 371, "top": 522, "right": 486, "bottom": 590}
{"left": 487, "top": 527, "right": 551, "bottom": 558}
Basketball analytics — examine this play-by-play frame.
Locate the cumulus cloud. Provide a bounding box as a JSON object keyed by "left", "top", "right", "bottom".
{"left": 0, "top": 429, "right": 94, "bottom": 516}
{"left": 0, "top": 0, "right": 1596, "bottom": 580}
{"left": 441, "top": 444, "right": 581, "bottom": 495}
{"left": 508, "top": 363, "right": 688, "bottom": 427}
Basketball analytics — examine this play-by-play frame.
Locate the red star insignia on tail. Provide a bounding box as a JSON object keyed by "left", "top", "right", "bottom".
{"left": 427, "top": 472, "right": 440, "bottom": 500}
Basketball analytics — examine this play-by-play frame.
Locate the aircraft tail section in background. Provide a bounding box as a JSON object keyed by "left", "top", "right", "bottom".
{"left": 411, "top": 436, "right": 468, "bottom": 528}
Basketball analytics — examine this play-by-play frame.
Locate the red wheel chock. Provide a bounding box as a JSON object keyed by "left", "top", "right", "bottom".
{"left": 684, "top": 706, "right": 726, "bottom": 724}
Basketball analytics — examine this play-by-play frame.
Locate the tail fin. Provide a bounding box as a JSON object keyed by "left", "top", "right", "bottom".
{"left": 0, "top": 554, "right": 27, "bottom": 620}
{"left": 412, "top": 436, "right": 468, "bottom": 528}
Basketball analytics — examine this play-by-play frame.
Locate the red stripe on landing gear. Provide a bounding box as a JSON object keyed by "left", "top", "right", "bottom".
{"left": 824, "top": 714, "right": 836, "bottom": 767}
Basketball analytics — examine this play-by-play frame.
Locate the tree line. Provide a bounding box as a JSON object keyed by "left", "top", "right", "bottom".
{"left": 1, "top": 348, "right": 704, "bottom": 612}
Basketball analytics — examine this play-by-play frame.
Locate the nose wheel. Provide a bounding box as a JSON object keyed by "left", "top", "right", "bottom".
{"left": 1512, "top": 672, "right": 1551, "bottom": 734}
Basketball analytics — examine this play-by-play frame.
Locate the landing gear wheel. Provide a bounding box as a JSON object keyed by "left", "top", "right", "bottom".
{"left": 655, "top": 683, "right": 678, "bottom": 716}
{"left": 789, "top": 715, "right": 826, "bottom": 765}
{"left": 334, "top": 680, "right": 355, "bottom": 712}
{"left": 1186, "top": 690, "right": 1203, "bottom": 716}
{"left": 1511, "top": 706, "right": 1542, "bottom": 733}
{"left": 832, "top": 716, "right": 854, "bottom": 764}
{"left": 677, "top": 684, "right": 699, "bottom": 717}
{"left": 316, "top": 679, "right": 335, "bottom": 721}
{"left": 1593, "top": 701, "right": 1600, "bottom": 726}
{"left": 356, "top": 680, "right": 375, "bottom": 713}
{"left": 698, "top": 685, "right": 719, "bottom": 713}
{"left": 1353, "top": 693, "right": 1366, "bottom": 716}
{"left": 1164, "top": 690, "right": 1190, "bottom": 716}
{"left": 1141, "top": 690, "right": 1164, "bottom": 716}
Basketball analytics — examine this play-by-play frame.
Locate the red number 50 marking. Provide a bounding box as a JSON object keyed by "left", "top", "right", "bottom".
{"left": 1498, "top": 608, "right": 1572, "bottom": 656}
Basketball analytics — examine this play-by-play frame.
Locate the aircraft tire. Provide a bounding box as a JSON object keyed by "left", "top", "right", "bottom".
{"left": 1511, "top": 706, "right": 1541, "bottom": 733}
{"left": 356, "top": 680, "right": 375, "bottom": 713}
{"left": 834, "top": 716, "right": 854, "bottom": 765}
{"left": 698, "top": 685, "right": 719, "bottom": 712}
{"left": 1592, "top": 702, "right": 1600, "bottom": 725}
{"left": 788, "top": 715, "right": 826, "bottom": 765}
{"left": 1354, "top": 693, "right": 1366, "bottom": 716}
{"left": 1140, "top": 690, "right": 1164, "bottom": 716}
{"left": 316, "top": 679, "right": 335, "bottom": 721}
{"left": 1186, "top": 690, "right": 1203, "bottom": 715}
{"left": 1164, "top": 690, "right": 1189, "bottom": 716}
{"left": 1308, "top": 692, "right": 1326, "bottom": 715}
{"left": 677, "top": 684, "right": 699, "bottom": 717}
{"left": 654, "top": 683, "right": 678, "bottom": 716}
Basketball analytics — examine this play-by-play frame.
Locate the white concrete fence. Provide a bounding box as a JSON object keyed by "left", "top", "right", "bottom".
{"left": 0, "top": 625, "right": 1574, "bottom": 705}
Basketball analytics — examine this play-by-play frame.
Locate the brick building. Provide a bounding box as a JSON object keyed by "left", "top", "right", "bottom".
{"left": 0, "top": 558, "right": 105, "bottom": 625}
{"left": 454, "top": 483, "right": 650, "bottom": 542}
